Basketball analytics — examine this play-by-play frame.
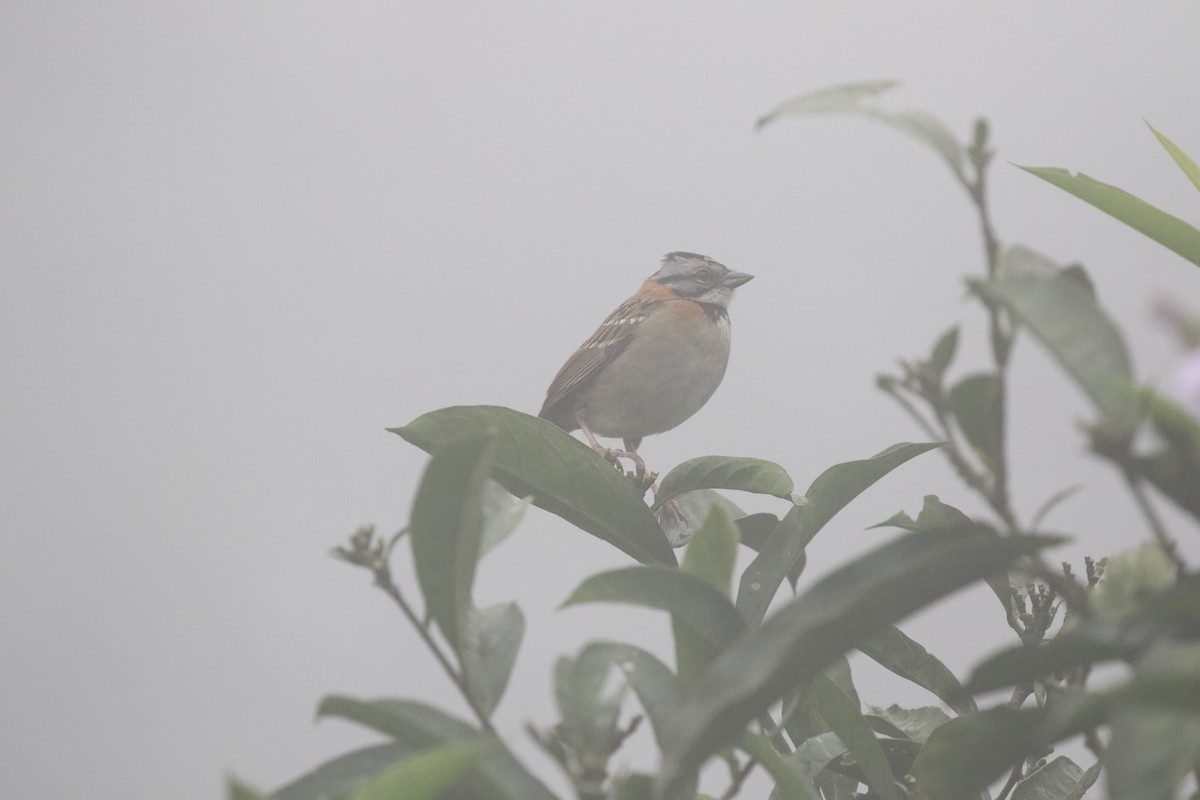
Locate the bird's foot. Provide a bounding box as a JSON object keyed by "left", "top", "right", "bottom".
{"left": 592, "top": 445, "right": 656, "bottom": 493}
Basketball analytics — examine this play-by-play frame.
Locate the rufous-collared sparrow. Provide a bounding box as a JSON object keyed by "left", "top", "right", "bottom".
{"left": 539, "top": 252, "right": 753, "bottom": 475}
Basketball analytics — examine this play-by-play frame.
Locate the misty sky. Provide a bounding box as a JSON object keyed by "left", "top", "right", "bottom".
{"left": 3, "top": 3, "right": 1200, "bottom": 798}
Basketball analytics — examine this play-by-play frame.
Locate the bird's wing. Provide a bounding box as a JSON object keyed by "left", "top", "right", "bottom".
{"left": 539, "top": 295, "right": 660, "bottom": 423}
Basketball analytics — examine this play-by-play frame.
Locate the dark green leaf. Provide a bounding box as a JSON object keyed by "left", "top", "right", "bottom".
{"left": 912, "top": 706, "right": 1042, "bottom": 800}
{"left": 737, "top": 442, "right": 942, "bottom": 626}
{"left": 965, "top": 623, "right": 1135, "bottom": 694}
{"left": 973, "top": 247, "right": 1138, "bottom": 431}
{"left": 1019, "top": 165, "right": 1200, "bottom": 268}
{"left": 577, "top": 642, "right": 680, "bottom": 750}
{"left": 737, "top": 507, "right": 807, "bottom": 623}
{"left": 735, "top": 513, "right": 780, "bottom": 551}
{"left": 872, "top": 495, "right": 1012, "bottom": 618}
{"left": 654, "top": 456, "right": 794, "bottom": 509}
{"left": 870, "top": 494, "right": 976, "bottom": 533}
{"left": 562, "top": 566, "right": 744, "bottom": 649}
{"left": 1011, "top": 756, "right": 1101, "bottom": 800}
{"left": 810, "top": 674, "right": 901, "bottom": 800}
{"left": 274, "top": 743, "right": 415, "bottom": 800}
{"left": 461, "top": 603, "right": 525, "bottom": 718}
{"left": 948, "top": 373, "right": 1004, "bottom": 471}
{"left": 410, "top": 433, "right": 497, "bottom": 649}
{"left": 316, "top": 696, "right": 558, "bottom": 800}
{"left": 393, "top": 406, "right": 674, "bottom": 566}
{"left": 858, "top": 627, "right": 976, "bottom": 714}
{"left": 756, "top": 80, "right": 966, "bottom": 181}
{"left": 348, "top": 742, "right": 489, "bottom": 800}
{"left": 656, "top": 529, "right": 1062, "bottom": 794}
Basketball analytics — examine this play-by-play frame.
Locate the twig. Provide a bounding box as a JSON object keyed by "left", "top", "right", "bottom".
{"left": 373, "top": 573, "right": 499, "bottom": 735}
{"left": 1120, "top": 467, "right": 1185, "bottom": 573}
{"left": 333, "top": 528, "right": 498, "bottom": 735}
{"left": 994, "top": 759, "right": 1025, "bottom": 800}
{"left": 719, "top": 756, "right": 758, "bottom": 800}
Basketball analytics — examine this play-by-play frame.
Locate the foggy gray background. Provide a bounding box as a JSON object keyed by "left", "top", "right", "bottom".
{"left": 3, "top": 2, "right": 1200, "bottom": 798}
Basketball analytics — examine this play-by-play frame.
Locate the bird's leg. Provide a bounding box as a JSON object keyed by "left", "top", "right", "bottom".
{"left": 575, "top": 412, "right": 646, "bottom": 476}
{"left": 621, "top": 437, "right": 648, "bottom": 480}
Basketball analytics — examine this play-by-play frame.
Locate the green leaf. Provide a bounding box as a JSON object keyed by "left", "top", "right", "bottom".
{"left": 1128, "top": 388, "right": 1200, "bottom": 520}
{"left": 1099, "top": 643, "right": 1200, "bottom": 800}
{"left": 948, "top": 372, "right": 1004, "bottom": 471}
{"left": 654, "top": 456, "right": 794, "bottom": 509}
{"left": 554, "top": 647, "right": 624, "bottom": 756}
{"left": 682, "top": 506, "right": 740, "bottom": 597}
{"left": 866, "top": 705, "right": 953, "bottom": 743}
{"left": 870, "top": 494, "right": 976, "bottom": 533}
{"left": 1029, "top": 484, "right": 1083, "bottom": 531}
{"left": 226, "top": 779, "right": 270, "bottom": 800}
{"left": 1091, "top": 542, "right": 1177, "bottom": 618}
{"left": 810, "top": 674, "right": 901, "bottom": 800}
{"left": 479, "top": 479, "right": 531, "bottom": 559}
{"left": 965, "top": 623, "right": 1135, "bottom": 694}
{"left": 928, "top": 326, "right": 960, "bottom": 379}
{"left": 735, "top": 512, "right": 780, "bottom": 551}
{"left": 274, "top": 743, "right": 416, "bottom": 800}
{"left": 740, "top": 731, "right": 822, "bottom": 800}
{"left": 410, "top": 433, "right": 497, "bottom": 650}
{"left": 756, "top": 80, "right": 966, "bottom": 181}
{"left": 577, "top": 642, "right": 681, "bottom": 750}
{"left": 657, "top": 488, "right": 748, "bottom": 547}
{"left": 912, "top": 706, "right": 1042, "bottom": 800}
{"left": 736, "top": 442, "right": 942, "bottom": 626}
{"left": 1019, "top": 165, "right": 1200, "bottom": 268}
{"left": 676, "top": 506, "right": 742, "bottom": 690}
{"left": 393, "top": 406, "right": 674, "bottom": 566}
{"left": 461, "top": 603, "right": 525, "bottom": 718}
{"left": 611, "top": 773, "right": 655, "bottom": 800}
{"left": 656, "top": 529, "right": 1062, "bottom": 795}
{"left": 789, "top": 731, "right": 848, "bottom": 779}
{"left": 858, "top": 627, "right": 976, "bottom": 714}
{"left": 562, "top": 565, "right": 744, "bottom": 649}
{"left": 348, "top": 742, "right": 490, "bottom": 800}
{"left": 1147, "top": 122, "right": 1200, "bottom": 193}
{"left": 316, "top": 696, "right": 559, "bottom": 800}
{"left": 973, "top": 247, "right": 1138, "bottom": 432}
{"left": 1011, "top": 756, "right": 1101, "bottom": 800}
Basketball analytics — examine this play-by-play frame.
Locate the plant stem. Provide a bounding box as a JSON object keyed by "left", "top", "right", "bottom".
{"left": 374, "top": 570, "right": 498, "bottom": 735}
{"left": 1120, "top": 467, "right": 1185, "bottom": 573}
{"left": 994, "top": 759, "right": 1024, "bottom": 800}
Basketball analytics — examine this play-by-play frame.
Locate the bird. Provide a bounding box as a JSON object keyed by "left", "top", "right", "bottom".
{"left": 539, "top": 251, "right": 753, "bottom": 477}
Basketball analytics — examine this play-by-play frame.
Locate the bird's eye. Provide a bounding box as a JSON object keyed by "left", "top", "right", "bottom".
{"left": 695, "top": 266, "right": 712, "bottom": 283}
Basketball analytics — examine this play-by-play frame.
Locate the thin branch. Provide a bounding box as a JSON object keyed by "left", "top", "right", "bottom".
{"left": 374, "top": 572, "right": 499, "bottom": 735}
{"left": 1120, "top": 467, "right": 1185, "bottom": 573}
{"left": 994, "top": 759, "right": 1025, "bottom": 800}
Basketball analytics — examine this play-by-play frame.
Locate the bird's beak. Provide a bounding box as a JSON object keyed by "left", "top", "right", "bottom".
{"left": 722, "top": 270, "right": 754, "bottom": 288}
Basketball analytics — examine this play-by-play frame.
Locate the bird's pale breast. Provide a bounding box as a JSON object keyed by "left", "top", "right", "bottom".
{"left": 579, "top": 304, "right": 731, "bottom": 438}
